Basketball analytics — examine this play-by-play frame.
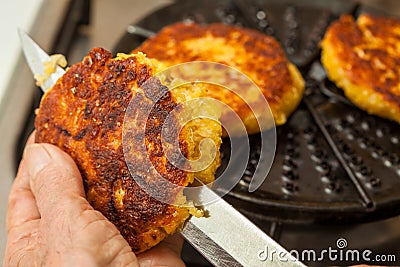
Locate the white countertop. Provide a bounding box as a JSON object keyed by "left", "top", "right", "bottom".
{"left": 0, "top": 0, "right": 44, "bottom": 109}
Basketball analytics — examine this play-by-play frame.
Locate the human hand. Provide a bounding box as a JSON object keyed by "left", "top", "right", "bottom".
{"left": 4, "top": 133, "right": 186, "bottom": 267}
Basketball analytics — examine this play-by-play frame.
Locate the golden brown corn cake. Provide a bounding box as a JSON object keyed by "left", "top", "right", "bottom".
{"left": 134, "top": 22, "right": 305, "bottom": 136}
{"left": 321, "top": 14, "right": 400, "bottom": 123}
{"left": 35, "top": 48, "right": 222, "bottom": 253}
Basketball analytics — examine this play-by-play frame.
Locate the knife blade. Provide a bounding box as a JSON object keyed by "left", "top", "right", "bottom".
{"left": 18, "top": 29, "right": 65, "bottom": 92}
{"left": 183, "top": 183, "right": 305, "bottom": 267}
{"left": 19, "top": 30, "right": 305, "bottom": 267}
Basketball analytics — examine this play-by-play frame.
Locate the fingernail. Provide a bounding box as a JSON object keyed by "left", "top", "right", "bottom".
{"left": 24, "top": 144, "right": 52, "bottom": 179}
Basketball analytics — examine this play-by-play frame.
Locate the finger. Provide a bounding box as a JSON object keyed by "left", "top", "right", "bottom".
{"left": 6, "top": 132, "right": 40, "bottom": 234}
{"left": 23, "top": 143, "right": 139, "bottom": 266}
{"left": 23, "top": 143, "right": 87, "bottom": 221}
{"left": 158, "top": 233, "right": 184, "bottom": 255}
{"left": 70, "top": 209, "right": 139, "bottom": 266}
{"left": 138, "top": 234, "right": 185, "bottom": 267}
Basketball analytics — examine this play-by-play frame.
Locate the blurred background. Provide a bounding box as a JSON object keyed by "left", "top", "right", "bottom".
{"left": 1, "top": 0, "right": 400, "bottom": 266}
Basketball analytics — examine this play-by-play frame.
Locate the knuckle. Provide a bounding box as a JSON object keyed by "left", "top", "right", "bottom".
{"left": 78, "top": 210, "right": 117, "bottom": 236}
{"left": 76, "top": 210, "right": 129, "bottom": 249}
{"left": 32, "top": 163, "right": 60, "bottom": 185}
{"left": 31, "top": 164, "right": 71, "bottom": 199}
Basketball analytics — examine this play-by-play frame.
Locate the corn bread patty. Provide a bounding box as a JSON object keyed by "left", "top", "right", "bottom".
{"left": 321, "top": 14, "right": 400, "bottom": 123}
{"left": 134, "top": 22, "right": 305, "bottom": 135}
{"left": 35, "top": 48, "right": 222, "bottom": 253}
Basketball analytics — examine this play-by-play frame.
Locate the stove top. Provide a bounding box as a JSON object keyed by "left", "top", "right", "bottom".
{"left": 2, "top": 0, "right": 400, "bottom": 266}
{"left": 114, "top": 0, "right": 400, "bottom": 223}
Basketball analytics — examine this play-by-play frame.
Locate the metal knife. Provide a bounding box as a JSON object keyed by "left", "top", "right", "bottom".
{"left": 18, "top": 29, "right": 65, "bottom": 92}
{"left": 19, "top": 29, "right": 305, "bottom": 267}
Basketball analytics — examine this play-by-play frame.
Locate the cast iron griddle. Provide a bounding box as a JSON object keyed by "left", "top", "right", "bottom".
{"left": 114, "top": 0, "right": 400, "bottom": 224}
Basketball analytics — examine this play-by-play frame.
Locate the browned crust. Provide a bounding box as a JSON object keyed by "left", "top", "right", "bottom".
{"left": 35, "top": 48, "right": 192, "bottom": 253}
{"left": 134, "top": 22, "right": 304, "bottom": 131}
{"left": 321, "top": 14, "right": 400, "bottom": 122}
{"left": 134, "top": 23, "right": 290, "bottom": 106}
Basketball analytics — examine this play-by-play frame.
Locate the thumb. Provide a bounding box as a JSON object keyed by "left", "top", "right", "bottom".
{"left": 23, "top": 143, "right": 139, "bottom": 266}
{"left": 24, "top": 143, "right": 89, "bottom": 219}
